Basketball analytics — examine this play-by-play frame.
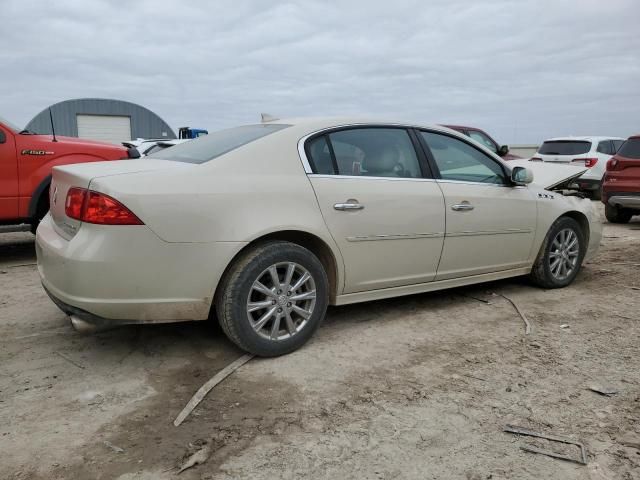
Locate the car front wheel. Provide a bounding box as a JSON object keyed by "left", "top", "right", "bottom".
{"left": 216, "top": 241, "right": 329, "bottom": 357}
{"left": 529, "top": 217, "right": 586, "bottom": 288}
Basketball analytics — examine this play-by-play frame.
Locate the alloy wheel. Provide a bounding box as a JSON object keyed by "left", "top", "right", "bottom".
{"left": 549, "top": 228, "right": 580, "bottom": 281}
{"left": 246, "top": 262, "right": 317, "bottom": 341}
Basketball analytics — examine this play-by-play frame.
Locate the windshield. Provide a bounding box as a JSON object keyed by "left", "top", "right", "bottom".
{"left": 538, "top": 140, "right": 591, "bottom": 156}
{"left": 149, "top": 124, "right": 290, "bottom": 164}
{"left": 617, "top": 138, "right": 640, "bottom": 159}
{"left": 0, "top": 115, "right": 20, "bottom": 132}
{"left": 467, "top": 130, "right": 497, "bottom": 153}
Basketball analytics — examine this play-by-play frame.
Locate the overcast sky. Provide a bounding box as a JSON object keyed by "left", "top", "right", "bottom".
{"left": 2, "top": 0, "right": 639, "bottom": 143}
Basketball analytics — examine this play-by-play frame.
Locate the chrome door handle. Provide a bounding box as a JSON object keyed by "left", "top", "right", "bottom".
{"left": 451, "top": 203, "right": 474, "bottom": 211}
{"left": 334, "top": 202, "right": 364, "bottom": 211}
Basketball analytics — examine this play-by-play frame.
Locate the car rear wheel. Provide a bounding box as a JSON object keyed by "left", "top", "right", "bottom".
{"left": 605, "top": 204, "right": 632, "bottom": 224}
{"left": 216, "top": 241, "right": 329, "bottom": 357}
{"left": 529, "top": 217, "right": 586, "bottom": 288}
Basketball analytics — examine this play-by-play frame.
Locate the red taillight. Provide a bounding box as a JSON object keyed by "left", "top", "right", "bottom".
{"left": 607, "top": 158, "right": 619, "bottom": 171}
{"left": 64, "top": 188, "right": 143, "bottom": 225}
{"left": 65, "top": 187, "right": 87, "bottom": 220}
{"left": 571, "top": 158, "right": 598, "bottom": 168}
{"left": 529, "top": 157, "right": 543, "bottom": 162}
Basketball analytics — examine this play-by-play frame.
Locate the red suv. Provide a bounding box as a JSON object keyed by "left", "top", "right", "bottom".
{"left": 441, "top": 125, "right": 521, "bottom": 160}
{"left": 602, "top": 134, "right": 640, "bottom": 223}
{"left": 0, "top": 116, "right": 138, "bottom": 233}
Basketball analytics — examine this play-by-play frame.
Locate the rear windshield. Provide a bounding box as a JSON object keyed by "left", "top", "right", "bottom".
{"left": 538, "top": 140, "right": 591, "bottom": 156}
{"left": 149, "top": 124, "right": 290, "bottom": 164}
{"left": 617, "top": 138, "right": 640, "bottom": 159}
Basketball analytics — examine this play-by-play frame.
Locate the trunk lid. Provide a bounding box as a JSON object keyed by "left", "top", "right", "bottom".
{"left": 49, "top": 159, "right": 187, "bottom": 240}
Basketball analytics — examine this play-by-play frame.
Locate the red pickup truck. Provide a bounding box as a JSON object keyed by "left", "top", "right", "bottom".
{"left": 0, "top": 116, "right": 138, "bottom": 232}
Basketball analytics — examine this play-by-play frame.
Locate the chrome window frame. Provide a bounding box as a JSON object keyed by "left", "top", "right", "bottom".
{"left": 297, "top": 123, "right": 515, "bottom": 187}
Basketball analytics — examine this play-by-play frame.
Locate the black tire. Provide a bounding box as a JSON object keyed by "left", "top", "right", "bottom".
{"left": 605, "top": 204, "right": 632, "bottom": 224}
{"left": 586, "top": 188, "right": 601, "bottom": 201}
{"left": 30, "top": 188, "right": 50, "bottom": 234}
{"left": 529, "top": 216, "right": 586, "bottom": 289}
{"left": 216, "top": 241, "right": 329, "bottom": 357}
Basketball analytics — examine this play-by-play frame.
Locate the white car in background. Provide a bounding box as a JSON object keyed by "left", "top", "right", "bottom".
{"left": 531, "top": 136, "right": 625, "bottom": 199}
{"left": 36, "top": 118, "right": 601, "bottom": 357}
{"left": 123, "top": 138, "right": 189, "bottom": 157}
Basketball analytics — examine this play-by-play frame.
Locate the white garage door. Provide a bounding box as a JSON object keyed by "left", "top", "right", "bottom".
{"left": 77, "top": 115, "right": 132, "bottom": 144}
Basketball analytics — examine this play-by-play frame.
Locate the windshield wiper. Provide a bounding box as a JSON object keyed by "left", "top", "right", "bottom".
{"left": 19, "top": 129, "right": 36, "bottom": 135}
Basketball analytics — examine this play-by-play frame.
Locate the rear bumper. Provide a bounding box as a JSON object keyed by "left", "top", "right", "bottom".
{"left": 36, "top": 214, "right": 245, "bottom": 324}
{"left": 607, "top": 193, "right": 640, "bottom": 209}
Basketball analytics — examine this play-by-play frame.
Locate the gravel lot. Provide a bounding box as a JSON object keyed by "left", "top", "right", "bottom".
{"left": 1, "top": 203, "right": 639, "bottom": 480}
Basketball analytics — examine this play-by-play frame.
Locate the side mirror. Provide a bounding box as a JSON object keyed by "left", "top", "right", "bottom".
{"left": 511, "top": 166, "right": 534, "bottom": 185}
{"left": 498, "top": 144, "right": 509, "bottom": 156}
{"left": 0, "top": 130, "right": 5, "bottom": 144}
{"left": 126, "top": 146, "right": 141, "bottom": 159}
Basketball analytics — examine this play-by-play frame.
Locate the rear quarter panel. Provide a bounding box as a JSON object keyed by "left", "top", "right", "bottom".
{"left": 89, "top": 130, "right": 346, "bottom": 292}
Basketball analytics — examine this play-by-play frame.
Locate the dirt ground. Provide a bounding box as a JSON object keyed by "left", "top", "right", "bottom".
{"left": 1, "top": 203, "right": 639, "bottom": 480}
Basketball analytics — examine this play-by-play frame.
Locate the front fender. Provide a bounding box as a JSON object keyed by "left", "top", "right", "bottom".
{"left": 529, "top": 190, "right": 601, "bottom": 263}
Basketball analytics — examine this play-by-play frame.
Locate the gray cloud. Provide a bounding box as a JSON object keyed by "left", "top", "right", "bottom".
{"left": 1, "top": 0, "right": 638, "bottom": 143}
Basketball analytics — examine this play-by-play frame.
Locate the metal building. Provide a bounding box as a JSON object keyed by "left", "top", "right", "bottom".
{"left": 25, "top": 98, "right": 176, "bottom": 144}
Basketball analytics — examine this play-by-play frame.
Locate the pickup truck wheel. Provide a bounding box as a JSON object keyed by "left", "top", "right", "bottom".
{"left": 216, "top": 241, "right": 329, "bottom": 357}
{"left": 605, "top": 204, "right": 632, "bottom": 224}
{"left": 529, "top": 217, "right": 585, "bottom": 289}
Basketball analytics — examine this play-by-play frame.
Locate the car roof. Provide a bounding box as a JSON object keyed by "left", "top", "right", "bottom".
{"left": 265, "top": 116, "right": 461, "bottom": 136}
{"left": 439, "top": 124, "right": 484, "bottom": 132}
{"left": 543, "top": 136, "right": 625, "bottom": 142}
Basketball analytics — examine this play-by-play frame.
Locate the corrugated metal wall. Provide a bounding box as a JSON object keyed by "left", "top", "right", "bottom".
{"left": 25, "top": 98, "right": 176, "bottom": 140}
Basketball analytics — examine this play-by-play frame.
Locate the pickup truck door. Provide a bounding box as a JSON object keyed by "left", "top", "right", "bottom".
{"left": 0, "top": 126, "right": 19, "bottom": 219}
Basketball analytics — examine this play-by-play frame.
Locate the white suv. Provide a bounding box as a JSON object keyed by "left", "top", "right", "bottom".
{"left": 531, "top": 136, "right": 624, "bottom": 199}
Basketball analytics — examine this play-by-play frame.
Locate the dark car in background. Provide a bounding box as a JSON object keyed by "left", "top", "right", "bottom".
{"left": 602, "top": 134, "right": 640, "bottom": 223}
{"left": 441, "top": 125, "right": 521, "bottom": 160}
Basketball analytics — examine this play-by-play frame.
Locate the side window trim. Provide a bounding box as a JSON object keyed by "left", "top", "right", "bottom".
{"left": 407, "top": 128, "right": 434, "bottom": 179}
{"left": 324, "top": 134, "right": 340, "bottom": 175}
{"left": 416, "top": 128, "right": 509, "bottom": 185}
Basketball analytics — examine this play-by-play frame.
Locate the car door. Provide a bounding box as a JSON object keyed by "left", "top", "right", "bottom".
{"left": 0, "top": 125, "right": 19, "bottom": 219}
{"left": 417, "top": 130, "right": 537, "bottom": 281}
{"left": 304, "top": 126, "right": 446, "bottom": 293}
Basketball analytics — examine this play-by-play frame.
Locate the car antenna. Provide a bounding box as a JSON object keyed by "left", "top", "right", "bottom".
{"left": 261, "top": 113, "right": 279, "bottom": 123}
{"left": 48, "top": 107, "right": 58, "bottom": 142}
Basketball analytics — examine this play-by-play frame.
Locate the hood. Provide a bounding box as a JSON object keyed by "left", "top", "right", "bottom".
{"left": 508, "top": 159, "right": 587, "bottom": 190}
{"left": 30, "top": 133, "right": 127, "bottom": 150}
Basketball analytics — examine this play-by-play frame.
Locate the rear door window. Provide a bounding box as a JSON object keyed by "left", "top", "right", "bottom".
{"left": 612, "top": 140, "right": 624, "bottom": 153}
{"left": 617, "top": 139, "right": 640, "bottom": 159}
{"left": 306, "top": 128, "right": 423, "bottom": 178}
{"left": 538, "top": 141, "right": 591, "bottom": 156}
{"left": 597, "top": 141, "right": 614, "bottom": 155}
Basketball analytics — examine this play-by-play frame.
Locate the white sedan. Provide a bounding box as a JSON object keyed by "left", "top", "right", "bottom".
{"left": 36, "top": 118, "right": 601, "bottom": 356}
